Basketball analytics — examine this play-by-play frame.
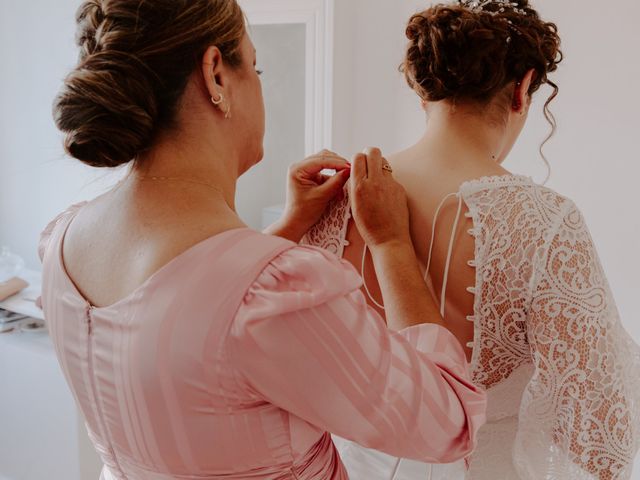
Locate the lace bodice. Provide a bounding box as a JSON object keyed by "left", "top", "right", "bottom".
{"left": 303, "top": 175, "right": 640, "bottom": 479}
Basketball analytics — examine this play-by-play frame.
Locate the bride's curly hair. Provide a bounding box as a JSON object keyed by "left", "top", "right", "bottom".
{"left": 401, "top": 0, "right": 562, "bottom": 173}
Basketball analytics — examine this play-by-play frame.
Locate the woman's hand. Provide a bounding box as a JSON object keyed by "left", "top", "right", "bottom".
{"left": 348, "top": 148, "right": 411, "bottom": 250}
{"left": 350, "top": 147, "right": 444, "bottom": 330}
{"left": 265, "top": 150, "right": 351, "bottom": 243}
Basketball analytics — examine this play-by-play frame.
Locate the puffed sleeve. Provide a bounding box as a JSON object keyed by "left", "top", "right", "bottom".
{"left": 514, "top": 201, "right": 640, "bottom": 479}
{"left": 228, "top": 245, "right": 487, "bottom": 464}
{"left": 38, "top": 202, "right": 88, "bottom": 262}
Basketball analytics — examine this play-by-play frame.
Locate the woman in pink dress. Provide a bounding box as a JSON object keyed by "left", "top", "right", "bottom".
{"left": 303, "top": 1, "right": 640, "bottom": 478}
{"left": 39, "top": 1, "right": 486, "bottom": 479}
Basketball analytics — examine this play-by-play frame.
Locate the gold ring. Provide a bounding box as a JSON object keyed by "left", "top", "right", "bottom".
{"left": 382, "top": 163, "right": 393, "bottom": 173}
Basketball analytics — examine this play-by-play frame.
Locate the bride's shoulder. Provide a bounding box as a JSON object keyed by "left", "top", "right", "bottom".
{"left": 462, "top": 176, "right": 589, "bottom": 247}
{"left": 522, "top": 180, "right": 580, "bottom": 221}
{"left": 464, "top": 174, "right": 574, "bottom": 215}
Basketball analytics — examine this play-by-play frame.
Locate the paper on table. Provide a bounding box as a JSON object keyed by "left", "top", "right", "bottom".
{"left": 0, "top": 277, "right": 29, "bottom": 302}
{"left": 0, "top": 269, "right": 44, "bottom": 321}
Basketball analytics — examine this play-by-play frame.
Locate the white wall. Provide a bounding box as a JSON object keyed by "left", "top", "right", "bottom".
{"left": 0, "top": 0, "right": 126, "bottom": 271}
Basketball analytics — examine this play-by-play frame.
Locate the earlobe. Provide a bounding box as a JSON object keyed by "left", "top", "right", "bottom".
{"left": 420, "top": 95, "right": 429, "bottom": 111}
{"left": 513, "top": 81, "right": 522, "bottom": 111}
{"left": 513, "top": 68, "right": 536, "bottom": 114}
{"left": 512, "top": 78, "right": 530, "bottom": 115}
{"left": 512, "top": 82, "right": 522, "bottom": 115}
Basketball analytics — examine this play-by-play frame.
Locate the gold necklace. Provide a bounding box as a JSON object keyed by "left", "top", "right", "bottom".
{"left": 136, "top": 175, "right": 225, "bottom": 196}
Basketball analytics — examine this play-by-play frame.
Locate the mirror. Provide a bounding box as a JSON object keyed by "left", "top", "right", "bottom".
{"left": 238, "top": 0, "right": 334, "bottom": 228}
{"left": 236, "top": 23, "right": 306, "bottom": 229}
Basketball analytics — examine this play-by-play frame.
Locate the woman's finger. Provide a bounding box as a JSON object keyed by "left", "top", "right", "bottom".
{"left": 299, "top": 154, "right": 350, "bottom": 175}
{"left": 363, "top": 147, "right": 383, "bottom": 180}
{"left": 318, "top": 169, "right": 350, "bottom": 195}
{"left": 316, "top": 173, "right": 334, "bottom": 185}
{"left": 319, "top": 148, "right": 339, "bottom": 157}
{"left": 350, "top": 152, "right": 368, "bottom": 183}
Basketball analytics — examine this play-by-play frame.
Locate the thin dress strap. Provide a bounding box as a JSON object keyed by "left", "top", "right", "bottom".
{"left": 361, "top": 191, "right": 463, "bottom": 319}
{"left": 425, "top": 192, "right": 463, "bottom": 318}
{"left": 361, "top": 245, "right": 385, "bottom": 310}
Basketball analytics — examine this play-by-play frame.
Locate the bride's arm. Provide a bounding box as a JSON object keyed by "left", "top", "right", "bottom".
{"left": 515, "top": 200, "right": 640, "bottom": 479}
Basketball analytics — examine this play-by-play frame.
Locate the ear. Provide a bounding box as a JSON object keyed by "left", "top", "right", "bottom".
{"left": 512, "top": 68, "right": 536, "bottom": 114}
{"left": 201, "top": 46, "right": 227, "bottom": 101}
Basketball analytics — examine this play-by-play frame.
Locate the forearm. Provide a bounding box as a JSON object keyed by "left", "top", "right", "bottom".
{"left": 263, "top": 217, "right": 307, "bottom": 244}
{"left": 371, "top": 241, "right": 444, "bottom": 330}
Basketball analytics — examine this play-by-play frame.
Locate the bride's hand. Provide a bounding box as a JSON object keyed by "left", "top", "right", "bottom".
{"left": 265, "top": 150, "right": 351, "bottom": 242}
{"left": 349, "top": 147, "right": 411, "bottom": 250}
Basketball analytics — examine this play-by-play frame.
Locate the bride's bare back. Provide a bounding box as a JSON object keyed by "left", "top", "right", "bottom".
{"left": 342, "top": 142, "right": 509, "bottom": 360}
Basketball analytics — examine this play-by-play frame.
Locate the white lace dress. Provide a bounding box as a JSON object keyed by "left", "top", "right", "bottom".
{"left": 302, "top": 175, "right": 640, "bottom": 480}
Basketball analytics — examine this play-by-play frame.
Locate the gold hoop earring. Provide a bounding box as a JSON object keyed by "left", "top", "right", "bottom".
{"left": 211, "top": 93, "right": 224, "bottom": 105}
{"left": 211, "top": 93, "right": 231, "bottom": 119}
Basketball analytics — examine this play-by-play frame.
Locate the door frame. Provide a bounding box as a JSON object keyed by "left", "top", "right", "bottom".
{"left": 239, "top": 0, "right": 334, "bottom": 155}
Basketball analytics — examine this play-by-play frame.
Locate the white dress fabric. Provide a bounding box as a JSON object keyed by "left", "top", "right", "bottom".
{"left": 302, "top": 174, "right": 640, "bottom": 480}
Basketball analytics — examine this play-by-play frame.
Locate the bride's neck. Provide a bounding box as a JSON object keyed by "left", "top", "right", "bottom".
{"left": 414, "top": 103, "right": 509, "bottom": 169}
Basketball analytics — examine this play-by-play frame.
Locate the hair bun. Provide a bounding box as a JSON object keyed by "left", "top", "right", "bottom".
{"left": 53, "top": 51, "right": 159, "bottom": 168}
{"left": 76, "top": 0, "right": 106, "bottom": 58}
{"left": 53, "top": 0, "right": 246, "bottom": 168}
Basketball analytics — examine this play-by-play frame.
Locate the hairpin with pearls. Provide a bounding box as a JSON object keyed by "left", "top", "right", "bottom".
{"left": 462, "top": 0, "right": 528, "bottom": 16}
{"left": 459, "top": 1, "right": 527, "bottom": 44}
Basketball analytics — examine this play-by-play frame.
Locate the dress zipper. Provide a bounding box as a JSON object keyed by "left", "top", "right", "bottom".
{"left": 85, "top": 305, "right": 125, "bottom": 477}
{"left": 87, "top": 305, "right": 93, "bottom": 335}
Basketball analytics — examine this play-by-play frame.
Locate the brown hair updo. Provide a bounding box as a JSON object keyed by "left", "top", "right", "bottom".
{"left": 53, "top": 0, "right": 245, "bottom": 168}
{"left": 401, "top": 0, "right": 562, "bottom": 114}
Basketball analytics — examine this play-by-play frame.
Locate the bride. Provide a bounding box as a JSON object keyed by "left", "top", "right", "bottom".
{"left": 304, "top": 0, "right": 640, "bottom": 478}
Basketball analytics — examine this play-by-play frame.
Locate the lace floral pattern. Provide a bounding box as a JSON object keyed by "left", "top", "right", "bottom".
{"left": 305, "top": 175, "right": 640, "bottom": 479}
{"left": 301, "top": 189, "right": 351, "bottom": 257}
{"left": 512, "top": 200, "right": 640, "bottom": 479}
{"left": 462, "top": 180, "right": 640, "bottom": 479}
{"left": 461, "top": 180, "right": 556, "bottom": 390}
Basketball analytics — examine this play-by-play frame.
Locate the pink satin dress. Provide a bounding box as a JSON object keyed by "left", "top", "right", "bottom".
{"left": 39, "top": 204, "right": 486, "bottom": 479}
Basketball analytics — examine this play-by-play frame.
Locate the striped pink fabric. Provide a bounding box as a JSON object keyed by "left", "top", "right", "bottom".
{"left": 39, "top": 204, "right": 486, "bottom": 479}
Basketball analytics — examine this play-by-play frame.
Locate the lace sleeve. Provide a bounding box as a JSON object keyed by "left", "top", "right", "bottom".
{"left": 514, "top": 201, "right": 640, "bottom": 479}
